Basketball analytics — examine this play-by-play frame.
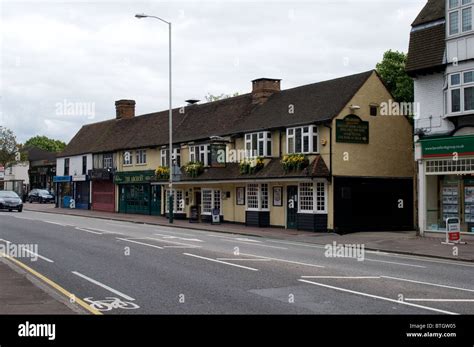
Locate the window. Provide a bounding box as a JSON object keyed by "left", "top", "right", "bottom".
{"left": 448, "top": 0, "right": 472, "bottom": 35}
{"left": 286, "top": 125, "right": 319, "bottom": 154}
{"left": 245, "top": 131, "right": 272, "bottom": 157}
{"left": 64, "top": 158, "right": 70, "bottom": 176}
{"left": 298, "top": 181, "right": 327, "bottom": 214}
{"left": 246, "top": 183, "right": 269, "bottom": 211}
{"left": 201, "top": 189, "right": 221, "bottom": 215}
{"left": 370, "top": 106, "right": 378, "bottom": 117}
{"left": 189, "top": 145, "right": 210, "bottom": 166}
{"left": 165, "top": 189, "right": 184, "bottom": 213}
{"left": 103, "top": 154, "right": 113, "bottom": 169}
{"left": 82, "top": 156, "right": 87, "bottom": 175}
{"left": 448, "top": 71, "right": 474, "bottom": 113}
{"left": 123, "top": 151, "right": 132, "bottom": 165}
{"left": 136, "top": 149, "right": 147, "bottom": 165}
{"left": 161, "top": 148, "right": 181, "bottom": 167}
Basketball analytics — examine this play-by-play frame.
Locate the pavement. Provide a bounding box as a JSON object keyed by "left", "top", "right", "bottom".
{"left": 1, "top": 209, "right": 474, "bottom": 315}
{"left": 24, "top": 202, "right": 474, "bottom": 262}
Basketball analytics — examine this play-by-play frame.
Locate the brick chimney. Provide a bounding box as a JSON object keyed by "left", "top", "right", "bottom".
{"left": 115, "top": 100, "right": 136, "bottom": 119}
{"left": 252, "top": 78, "right": 281, "bottom": 105}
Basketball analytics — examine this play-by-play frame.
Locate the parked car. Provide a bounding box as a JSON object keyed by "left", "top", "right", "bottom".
{"left": 0, "top": 191, "right": 23, "bottom": 212}
{"left": 28, "top": 189, "right": 55, "bottom": 204}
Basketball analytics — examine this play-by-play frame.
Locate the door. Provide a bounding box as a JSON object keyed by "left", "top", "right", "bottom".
{"left": 287, "top": 186, "right": 298, "bottom": 229}
{"left": 150, "top": 185, "right": 161, "bottom": 216}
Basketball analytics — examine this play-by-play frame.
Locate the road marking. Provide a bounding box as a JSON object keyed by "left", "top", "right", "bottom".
{"left": 268, "top": 240, "right": 325, "bottom": 249}
{"left": 146, "top": 237, "right": 201, "bottom": 248}
{"left": 75, "top": 227, "right": 103, "bottom": 235}
{"left": 105, "top": 223, "right": 140, "bottom": 229}
{"left": 381, "top": 276, "right": 474, "bottom": 293}
{"left": 404, "top": 299, "right": 474, "bottom": 302}
{"left": 217, "top": 258, "right": 272, "bottom": 262}
{"left": 153, "top": 233, "right": 203, "bottom": 242}
{"left": 365, "top": 258, "right": 426, "bottom": 268}
{"left": 235, "top": 238, "right": 261, "bottom": 243}
{"left": 301, "top": 276, "right": 380, "bottom": 279}
{"left": 371, "top": 252, "right": 474, "bottom": 268}
{"left": 116, "top": 238, "right": 164, "bottom": 250}
{"left": 298, "top": 279, "right": 458, "bottom": 315}
{"left": 22, "top": 249, "right": 54, "bottom": 263}
{"left": 222, "top": 239, "right": 287, "bottom": 249}
{"left": 183, "top": 253, "right": 259, "bottom": 271}
{"left": 240, "top": 252, "right": 325, "bottom": 268}
{"left": 43, "top": 221, "right": 71, "bottom": 227}
{"left": 72, "top": 271, "right": 135, "bottom": 301}
{"left": 0, "top": 256, "right": 101, "bottom": 315}
{"left": 0, "top": 239, "right": 11, "bottom": 244}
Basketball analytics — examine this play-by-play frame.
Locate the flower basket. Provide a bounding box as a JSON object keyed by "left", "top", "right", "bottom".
{"left": 155, "top": 166, "right": 170, "bottom": 180}
{"left": 184, "top": 161, "right": 204, "bottom": 178}
{"left": 281, "top": 154, "right": 309, "bottom": 172}
{"left": 239, "top": 157, "right": 264, "bottom": 175}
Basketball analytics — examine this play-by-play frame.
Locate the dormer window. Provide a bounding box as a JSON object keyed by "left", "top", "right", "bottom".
{"left": 286, "top": 125, "right": 319, "bottom": 154}
{"left": 244, "top": 131, "right": 272, "bottom": 158}
{"left": 448, "top": 0, "right": 472, "bottom": 36}
{"left": 189, "top": 144, "right": 210, "bottom": 166}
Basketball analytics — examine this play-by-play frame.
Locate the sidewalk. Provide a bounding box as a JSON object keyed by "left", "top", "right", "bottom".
{"left": 24, "top": 203, "right": 474, "bottom": 262}
{"left": 0, "top": 257, "right": 81, "bottom": 314}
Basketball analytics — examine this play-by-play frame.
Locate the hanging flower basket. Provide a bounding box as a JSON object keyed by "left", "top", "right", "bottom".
{"left": 184, "top": 161, "right": 204, "bottom": 178}
{"left": 155, "top": 166, "right": 170, "bottom": 180}
{"left": 239, "top": 157, "right": 264, "bottom": 175}
{"left": 281, "top": 154, "right": 309, "bottom": 172}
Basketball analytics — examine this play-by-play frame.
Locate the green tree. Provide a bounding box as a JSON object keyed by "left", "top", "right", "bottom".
{"left": 0, "top": 126, "right": 19, "bottom": 168}
{"left": 376, "top": 50, "right": 414, "bottom": 103}
{"left": 204, "top": 92, "right": 240, "bottom": 102}
{"left": 24, "top": 135, "right": 66, "bottom": 152}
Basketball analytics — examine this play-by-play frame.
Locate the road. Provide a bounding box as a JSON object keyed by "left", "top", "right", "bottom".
{"left": 1, "top": 210, "right": 473, "bottom": 314}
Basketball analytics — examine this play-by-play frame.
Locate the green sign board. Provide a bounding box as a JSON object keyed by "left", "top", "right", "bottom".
{"left": 421, "top": 136, "right": 474, "bottom": 158}
{"left": 336, "top": 115, "right": 369, "bottom": 144}
{"left": 114, "top": 170, "right": 155, "bottom": 184}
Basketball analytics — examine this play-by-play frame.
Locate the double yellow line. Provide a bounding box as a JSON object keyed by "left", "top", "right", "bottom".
{"left": 2, "top": 255, "right": 102, "bottom": 315}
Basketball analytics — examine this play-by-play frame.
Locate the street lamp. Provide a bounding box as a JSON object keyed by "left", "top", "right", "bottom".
{"left": 135, "top": 13, "right": 174, "bottom": 223}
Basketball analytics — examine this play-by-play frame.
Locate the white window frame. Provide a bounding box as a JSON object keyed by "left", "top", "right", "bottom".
{"left": 448, "top": 71, "right": 474, "bottom": 114}
{"left": 136, "top": 149, "right": 147, "bottom": 165}
{"left": 189, "top": 144, "right": 210, "bottom": 166}
{"left": 286, "top": 125, "right": 319, "bottom": 154}
{"left": 201, "top": 188, "right": 221, "bottom": 215}
{"left": 298, "top": 180, "right": 327, "bottom": 214}
{"left": 161, "top": 148, "right": 181, "bottom": 167}
{"left": 123, "top": 152, "right": 132, "bottom": 166}
{"left": 448, "top": 0, "right": 473, "bottom": 36}
{"left": 165, "top": 189, "right": 185, "bottom": 213}
{"left": 245, "top": 183, "right": 269, "bottom": 211}
{"left": 244, "top": 131, "right": 272, "bottom": 158}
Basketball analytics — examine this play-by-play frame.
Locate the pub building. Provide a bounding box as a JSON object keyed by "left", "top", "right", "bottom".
{"left": 59, "top": 71, "right": 414, "bottom": 232}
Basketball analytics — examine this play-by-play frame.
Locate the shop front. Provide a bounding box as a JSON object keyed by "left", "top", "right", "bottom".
{"left": 53, "top": 175, "right": 72, "bottom": 208}
{"left": 115, "top": 171, "right": 160, "bottom": 215}
{"left": 90, "top": 169, "right": 115, "bottom": 213}
{"left": 419, "top": 135, "right": 474, "bottom": 234}
{"left": 72, "top": 175, "right": 90, "bottom": 210}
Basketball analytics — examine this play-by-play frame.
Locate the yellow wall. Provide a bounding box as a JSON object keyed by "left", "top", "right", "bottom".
{"left": 116, "top": 148, "right": 161, "bottom": 172}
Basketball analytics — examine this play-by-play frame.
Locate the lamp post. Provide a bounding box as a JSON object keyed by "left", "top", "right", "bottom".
{"left": 135, "top": 13, "right": 174, "bottom": 223}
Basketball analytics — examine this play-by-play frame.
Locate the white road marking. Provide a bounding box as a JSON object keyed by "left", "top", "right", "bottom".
{"left": 404, "top": 299, "right": 474, "bottom": 302}
{"left": 0, "top": 239, "right": 11, "bottom": 244}
{"left": 75, "top": 227, "right": 103, "bottom": 235}
{"left": 22, "top": 249, "right": 54, "bottom": 263}
{"left": 183, "top": 253, "right": 259, "bottom": 271}
{"left": 381, "top": 276, "right": 474, "bottom": 293}
{"left": 105, "top": 223, "right": 140, "bottom": 229}
{"left": 43, "top": 221, "right": 71, "bottom": 227}
{"left": 72, "top": 271, "right": 135, "bottom": 301}
{"left": 240, "top": 252, "right": 325, "bottom": 268}
{"left": 154, "top": 233, "right": 203, "bottom": 242}
{"left": 268, "top": 239, "right": 325, "bottom": 249}
{"left": 298, "top": 279, "right": 458, "bottom": 315}
{"left": 235, "top": 238, "right": 261, "bottom": 243}
{"left": 116, "top": 238, "right": 164, "bottom": 250}
{"left": 146, "top": 237, "right": 201, "bottom": 248}
{"left": 222, "top": 239, "right": 287, "bottom": 249}
{"left": 301, "top": 276, "right": 380, "bottom": 279}
{"left": 217, "top": 258, "right": 272, "bottom": 262}
{"left": 371, "top": 252, "right": 474, "bottom": 268}
{"left": 364, "top": 258, "right": 426, "bottom": 268}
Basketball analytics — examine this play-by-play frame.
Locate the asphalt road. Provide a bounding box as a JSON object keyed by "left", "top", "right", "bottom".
{"left": 1, "top": 210, "right": 474, "bottom": 314}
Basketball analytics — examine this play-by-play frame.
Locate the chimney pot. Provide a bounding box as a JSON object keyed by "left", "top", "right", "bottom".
{"left": 252, "top": 78, "right": 281, "bottom": 105}
{"left": 115, "top": 99, "right": 136, "bottom": 119}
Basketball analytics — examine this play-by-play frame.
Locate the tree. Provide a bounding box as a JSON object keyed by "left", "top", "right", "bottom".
{"left": 24, "top": 135, "right": 66, "bottom": 152}
{"left": 376, "top": 50, "right": 414, "bottom": 103}
{"left": 0, "top": 126, "right": 19, "bottom": 168}
{"left": 204, "top": 92, "right": 240, "bottom": 102}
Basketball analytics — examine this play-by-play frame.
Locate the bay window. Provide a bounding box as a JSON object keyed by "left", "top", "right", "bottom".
{"left": 298, "top": 181, "right": 327, "bottom": 214}
{"left": 448, "top": 71, "right": 474, "bottom": 113}
{"left": 189, "top": 144, "right": 211, "bottom": 166}
{"left": 246, "top": 183, "right": 269, "bottom": 211}
{"left": 201, "top": 189, "right": 221, "bottom": 215}
{"left": 448, "top": 0, "right": 472, "bottom": 36}
{"left": 165, "top": 189, "right": 184, "bottom": 213}
{"left": 245, "top": 131, "right": 272, "bottom": 157}
{"left": 286, "top": 125, "right": 319, "bottom": 154}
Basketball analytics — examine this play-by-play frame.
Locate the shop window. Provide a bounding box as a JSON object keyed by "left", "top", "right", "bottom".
{"left": 245, "top": 131, "right": 272, "bottom": 158}
{"left": 298, "top": 181, "right": 327, "bottom": 214}
{"left": 165, "top": 189, "right": 184, "bottom": 213}
{"left": 246, "top": 183, "right": 269, "bottom": 211}
{"left": 287, "top": 125, "right": 319, "bottom": 154}
{"left": 201, "top": 189, "right": 221, "bottom": 215}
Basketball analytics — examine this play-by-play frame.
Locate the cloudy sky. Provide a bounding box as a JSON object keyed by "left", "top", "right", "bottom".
{"left": 0, "top": 0, "right": 425, "bottom": 144}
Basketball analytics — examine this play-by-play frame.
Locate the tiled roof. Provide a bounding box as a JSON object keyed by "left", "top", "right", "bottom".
{"left": 412, "top": 0, "right": 445, "bottom": 26}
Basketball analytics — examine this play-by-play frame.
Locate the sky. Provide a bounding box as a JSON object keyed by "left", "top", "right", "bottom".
{"left": 0, "top": 0, "right": 426, "bottom": 144}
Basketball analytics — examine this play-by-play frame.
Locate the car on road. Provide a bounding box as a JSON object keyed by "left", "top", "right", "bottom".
{"left": 0, "top": 190, "right": 23, "bottom": 212}
{"left": 27, "top": 189, "right": 55, "bottom": 204}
